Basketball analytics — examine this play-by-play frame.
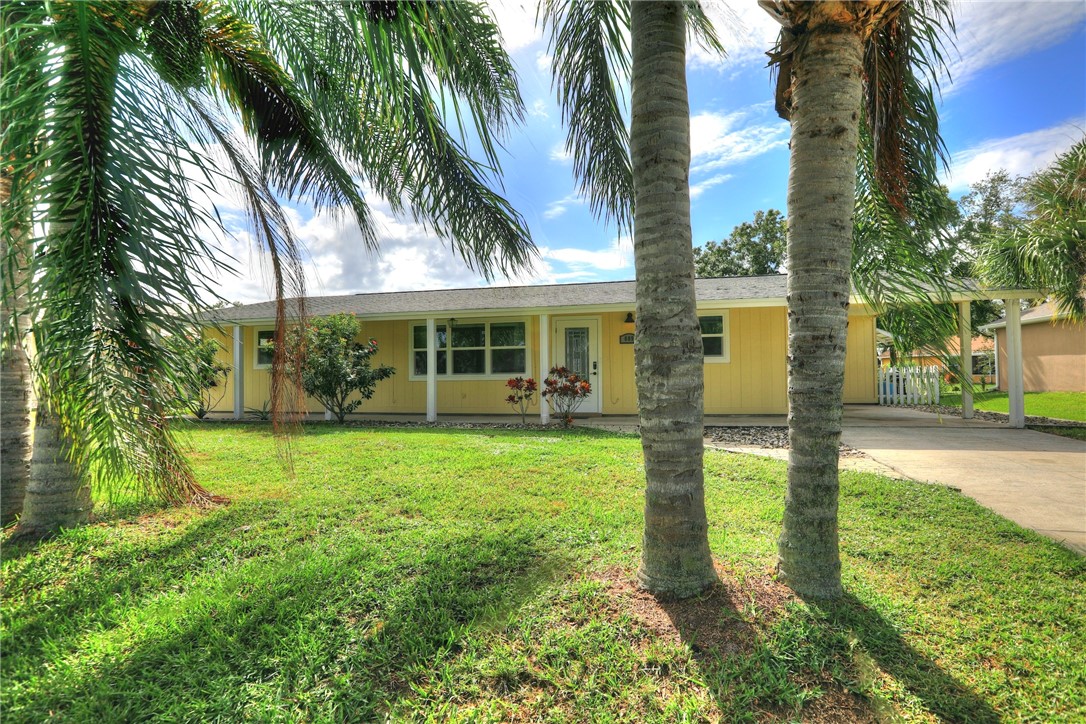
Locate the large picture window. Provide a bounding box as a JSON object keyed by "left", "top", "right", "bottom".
{"left": 699, "top": 313, "right": 730, "bottom": 362}
{"left": 412, "top": 320, "right": 527, "bottom": 378}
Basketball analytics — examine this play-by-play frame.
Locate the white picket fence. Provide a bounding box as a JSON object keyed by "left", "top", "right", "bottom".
{"left": 878, "top": 365, "right": 942, "bottom": 406}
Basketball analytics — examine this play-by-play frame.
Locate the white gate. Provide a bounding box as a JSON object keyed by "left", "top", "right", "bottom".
{"left": 878, "top": 365, "right": 942, "bottom": 406}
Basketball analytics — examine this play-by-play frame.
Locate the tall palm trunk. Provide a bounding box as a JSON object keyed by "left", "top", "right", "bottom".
{"left": 0, "top": 176, "right": 34, "bottom": 526}
{"left": 777, "top": 20, "right": 865, "bottom": 599}
{"left": 16, "top": 421, "right": 91, "bottom": 538}
{"left": 631, "top": 1, "right": 717, "bottom": 598}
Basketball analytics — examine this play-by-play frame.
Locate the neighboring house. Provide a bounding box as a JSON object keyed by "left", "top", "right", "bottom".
{"left": 983, "top": 301, "right": 1086, "bottom": 393}
{"left": 877, "top": 335, "right": 996, "bottom": 385}
{"left": 200, "top": 275, "right": 1036, "bottom": 422}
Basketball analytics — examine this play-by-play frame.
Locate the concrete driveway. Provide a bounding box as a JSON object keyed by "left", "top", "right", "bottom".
{"left": 839, "top": 406, "right": 1086, "bottom": 555}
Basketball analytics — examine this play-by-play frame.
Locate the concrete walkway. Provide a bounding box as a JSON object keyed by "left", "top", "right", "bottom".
{"left": 839, "top": 409, "right": 1086, "bottom": 555}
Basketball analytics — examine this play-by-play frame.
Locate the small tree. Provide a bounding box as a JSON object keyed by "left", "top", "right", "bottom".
{"left": 284, "top": 314, "right": 395, "bottom": 423}
{"left": 505, "top": 376, "right": 537, "bottom": 424}
{"left": 541, "top": 366, "right": 591, "bottom": 427}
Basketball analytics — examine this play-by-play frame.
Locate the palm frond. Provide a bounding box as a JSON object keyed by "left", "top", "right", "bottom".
{"left": 540, "top": 0, "right": 633, "bottom": 233}
{"left": 27, "top": 2, "right": 222, "bottom": 504}
{"left": 977, "top": 138, "right": 1086, "bottom": 319}
{"left": 223, "top": 0, "right": 535, "bottom": 270}
{"left": 200, "top": 4, "right": 373, "bottom": 241}
{"left": 183, "top": 95, "right": 308, "bottom": 434}
{"left": 684, "top": 0, "right": 727, "bottom": 58}
{"left": 861, "top": 0, "right": 953, "bottom": 214}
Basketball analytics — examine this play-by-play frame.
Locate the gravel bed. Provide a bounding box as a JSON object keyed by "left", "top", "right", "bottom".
{"left": 704, "top": 426, "right": 866, "bottom": 457}
{"left": 901, "top": 404, "right": 1085, "bottom": 428}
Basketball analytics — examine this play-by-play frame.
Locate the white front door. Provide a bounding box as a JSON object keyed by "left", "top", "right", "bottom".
{"left": 554, "top": 318, "right": 601, "bottom": 414}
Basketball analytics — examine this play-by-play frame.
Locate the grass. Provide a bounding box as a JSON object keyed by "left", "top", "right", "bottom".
{"left": 1030, "top": 425, "right": 1086, "bottom": 441}
{"left": 3, "top": 425, "right": 1084, "bottom": 722}
{"left": 940, "top": 391, "right": 1086, "bottom": 421}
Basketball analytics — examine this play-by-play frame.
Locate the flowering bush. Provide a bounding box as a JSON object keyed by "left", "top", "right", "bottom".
{"left": 504, "top": 376, "right": 537, "bottom": 424}
{"left": 541, "top": 366, "right": 591, "bottom": 426}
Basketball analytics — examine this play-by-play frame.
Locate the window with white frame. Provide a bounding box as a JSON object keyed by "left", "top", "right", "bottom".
{"left": 255, "top": 329, "right": 275, "bottom": 368}
{"left": 699, "top": 313, "right": 730, "bottom": 362}
{"left": 412, "top": 324, "right": 448, "bottom": 376}
{"left": 411, "top": 320, "right": 527, "bottom": 377}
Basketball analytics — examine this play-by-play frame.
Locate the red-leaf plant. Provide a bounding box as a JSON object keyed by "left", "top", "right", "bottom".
{"left": 541, "top": 366, "right": 591, "bottom": 426}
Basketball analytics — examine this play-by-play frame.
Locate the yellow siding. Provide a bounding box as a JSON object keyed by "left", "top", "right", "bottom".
{"left": 843, "top": 314, "right": 877, "bottom": 403}
{"left": 595, "top": 308, "right": 789, "bottom": 415}
{"left": 203, "top": 327, "right": 235, "bottom": 414}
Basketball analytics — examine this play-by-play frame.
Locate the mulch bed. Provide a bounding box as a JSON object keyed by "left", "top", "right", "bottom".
{"left": 704, "top": 426, "right": 867, "bottom": 458}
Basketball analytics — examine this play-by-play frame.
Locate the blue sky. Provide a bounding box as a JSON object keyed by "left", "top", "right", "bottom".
{"left": 211, "top": 1, "right": 1086, "bottom": 304}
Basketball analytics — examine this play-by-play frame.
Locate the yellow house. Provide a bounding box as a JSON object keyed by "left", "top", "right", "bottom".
{"left": 199, "top": 275, "right": 1034, "bottom": 423}
{"left": 201, "top": 276, "right": 875, "bottom": 420}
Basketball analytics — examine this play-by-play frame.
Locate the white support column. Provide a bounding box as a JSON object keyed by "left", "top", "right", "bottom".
{"left": 425, "top": 317, "right": 437, "bottom": 422}
{"left": 958, "top": 301, "right": 973, "bottom": 419}
{"left": 539, "top": 314, "right": 550, "bottom": 424}
{"left": 232, "top": 325, "right": 244, "bottom": 420}
{"left": 1006, "top": 300, "right": 1025, "bottom": 428}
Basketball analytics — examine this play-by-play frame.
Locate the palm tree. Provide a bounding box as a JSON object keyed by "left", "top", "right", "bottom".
{"left": 760, "top": 0, "right": 952, "bottom": 597}
{"left": 977, "top": 138, "right": 1086, "bottom": 319}
{"left": 543, "top": 0, "right": 722, "bottom": 597}
{"left": 1, "top": 0, "right": 533, "bottom": 536}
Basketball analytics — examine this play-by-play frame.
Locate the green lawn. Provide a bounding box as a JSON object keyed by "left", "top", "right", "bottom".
{"left": 940, "top": 390, "right": 1086, "bottom": 421}
{"left": 3, "top": 425, "right": 1083, "bottom": 722}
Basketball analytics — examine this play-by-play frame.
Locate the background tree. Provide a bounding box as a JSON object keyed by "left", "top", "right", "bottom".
{"left": 283, "top": 314, "right": 394, "bottom": 423}
{"left": 542, "top": 0, "right": 723, "bottom": 597}
{"left": 762, "top": 0, "right": 953, "bottom": 598}
{"left": 1, "top": 0, "right": 533, "bottom": 536}
{"left": 693, "top": 209, "right": 787, "bottom": 277}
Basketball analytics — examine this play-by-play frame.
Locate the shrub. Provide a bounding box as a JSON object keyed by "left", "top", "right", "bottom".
{"left": 169, "top": 335, "right": 231, "bottom": 419}
{"left": 505, "top": 377, "right": 537, "bottom": 424}
{"left": 541, "top": 366, "right": 591, "bottom": 426}
{"left": 284, "top": 314, "right": 395, "bottom": 422}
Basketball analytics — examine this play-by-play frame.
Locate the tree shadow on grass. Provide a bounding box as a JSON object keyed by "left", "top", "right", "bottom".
{"left": 803, "top": 592, "right": 1001, "bottom": 723}
{"left": 3, "top": 519, "right": 562, "bottom": 722}
{"left": 640, "top": 566, "right": 999, "bottom": 722}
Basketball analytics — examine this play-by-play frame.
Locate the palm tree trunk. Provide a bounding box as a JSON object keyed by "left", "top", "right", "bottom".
{"left": 16, "top": 420, "right": 92, "bottom": 538}
{"left": 0, "top": 176, "right": 34, "bottom": 526}
{"left": 778, "top": 22, "right": 865, "bottom": 599}
{"left": 631, "top": 0, "right": 717, "bottom": 598}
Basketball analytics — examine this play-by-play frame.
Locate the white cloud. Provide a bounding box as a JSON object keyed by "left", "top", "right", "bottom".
{"left": 690, "top": 173, "right": 734, "bottom": 199}
{"left": 548, "top": 142, "right": 573, "bottom": 165}
{"left": 528, "top": 98, "right": 549, "bottom": 118}
{"left": 945, "top": 119, "right": 1085, "bottom": 191}
{"left": 687, "top": 0, "right": 782, "bottom": 71}
{"left": 541, "top": 234, "right": 633, "bottom": 272}
{"left": 689, "top": 106, "right": 789, "bottom": 174}
{"left": 487, "top": 0, "right": 543, "bottom": 54}
{"left": 542, "top": 192, "right": 583, "bottom": 220}
{"left": 535, "top": 51, "right": 552, "bottom": 74}
{"left": 945, "top": 1, "right": 1086, "bottom": 94}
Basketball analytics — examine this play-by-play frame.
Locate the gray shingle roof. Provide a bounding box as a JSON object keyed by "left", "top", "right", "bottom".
{"left": 202, "top": 275, "right": 791, "bottom": 323}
